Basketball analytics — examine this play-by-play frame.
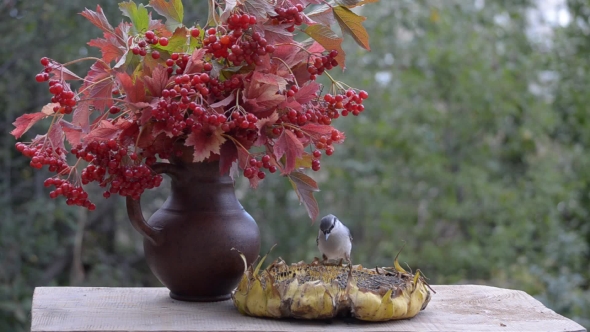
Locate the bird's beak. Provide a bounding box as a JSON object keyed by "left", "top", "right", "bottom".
{"left": 325, "top": 233, "right": 330, "bottom": 241}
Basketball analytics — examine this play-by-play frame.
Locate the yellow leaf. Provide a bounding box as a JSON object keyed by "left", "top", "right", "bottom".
{"left": 303, "top": 24, "right": 346, "bottom": 68}
{"left": 430, "top": 8, "right": 440, "bottom": 23}
{"left": 333, "top": 6, "right": 370, "bottom": 51}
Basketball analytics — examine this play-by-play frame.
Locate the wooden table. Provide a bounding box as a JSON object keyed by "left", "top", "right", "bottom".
{"left": 31, "top": 285, "right": 586, "bottom": 332}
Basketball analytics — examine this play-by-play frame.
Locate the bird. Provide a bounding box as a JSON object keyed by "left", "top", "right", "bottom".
{"left": 317, "top": 214, "right": 352, "bottom": 265}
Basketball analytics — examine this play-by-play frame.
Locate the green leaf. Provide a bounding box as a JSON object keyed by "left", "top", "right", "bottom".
{"left": 333, "top": 5, "right": 370, "bottom": 50}
{"left": 149, "top": 0, "right": 184, "bottom": 30}
{"left": 119, "top": 1, "right": 150, "bottom": 33}
{"left": 152, "top": 26, "right": 188, "bottom": 53}
{"left": 303, "top": 24, "right": 346, "bottom": 68}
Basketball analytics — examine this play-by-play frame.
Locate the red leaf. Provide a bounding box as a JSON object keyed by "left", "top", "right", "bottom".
{"left": 254, "top": 112, "right": 278, "bottom": 146}
{"left": 59, "top": 120, "right": 84, "bottom": 147}
{"left": 47, "top": 62, "right": 83, "bottom": 81}
{"left": 116, "top": 72, "right": 146, "bottom": 103}
{"left": 83, "top": 120, "right": 120, "bottom": 144}
{"left": 243, "top": 0, "right": 277, "bottom": 20}
{"left": 118, "top": 120, "right": 139, "bottom": 146}
{"left": 273, "top": 43, "right": 308, "bottom": 68}
{"left": 80, "top": 5, "right": 114, "bottom": 33}
{"left": 243, "top": 81, "right": 285, "bottom": 112}
{"left": 219, "top": 140, "right": 238, "bottom": 175}
{"left": 184, "top": 48, "right": 206, "bottom": 75}
{"left": 47, "top": 121, "right": 65, "bottom": 154}
{"left": 73, "top": 100, "right": 91, "bottom": 132}
{"left": 210, "top": 92, "right": 236, "bottom": 108}
{"left": 273, "top": 130, "right": 304, "bottom": 174}
{"left": 88, "top": 37, "right": 125, "bottom": 63}
{"left": 300, "top": 123, "right": 334, "bottom": 139}
{"left": 143, "top": 65, "right": 170, "bottom": 97}
{"left": 82, "top": 61, "right": 114, "bottom": 111}
{"left": 251, "top": 71, "right": 288, "bottom": 92}
{"left": 184, "top": 126, "right": 226, "bottom": 162}
{"left": 288, "top": 172, "right": 320, "bottom": 221}
{"left": 11, "top": 110, "right": 52, "bottom": 139}
{"left": 294, "top": 82, "right": 320, "bottom": 104}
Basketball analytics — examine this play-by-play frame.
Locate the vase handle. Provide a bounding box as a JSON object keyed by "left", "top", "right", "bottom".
{"left": 125, "top": 162, "right": 181, "bottom": 246}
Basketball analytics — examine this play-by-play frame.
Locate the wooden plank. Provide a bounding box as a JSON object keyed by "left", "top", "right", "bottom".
{"left": 31, "top": 285, "right": 586, "bottom": 332}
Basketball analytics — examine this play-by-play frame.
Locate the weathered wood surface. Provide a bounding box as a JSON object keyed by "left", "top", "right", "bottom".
{"left": 31, "top": 285, "right": 586, "bottom": 332}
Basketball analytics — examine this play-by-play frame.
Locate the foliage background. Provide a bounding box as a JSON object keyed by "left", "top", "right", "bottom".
{"left": 1, "top": 0, "right": 588, "bottom": 330}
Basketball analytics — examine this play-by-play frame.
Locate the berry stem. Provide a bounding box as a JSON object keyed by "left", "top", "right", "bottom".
{"left": 271, "top": 57, "right": 299, "bottom": 88}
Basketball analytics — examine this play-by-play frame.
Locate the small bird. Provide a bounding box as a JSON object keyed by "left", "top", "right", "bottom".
{"left": 317, "top": 214, "right": 352, "bottom": 265}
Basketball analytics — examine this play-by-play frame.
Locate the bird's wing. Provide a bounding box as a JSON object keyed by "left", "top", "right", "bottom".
{"left": 316, "top": 234, "right": 319, "bottom": 246}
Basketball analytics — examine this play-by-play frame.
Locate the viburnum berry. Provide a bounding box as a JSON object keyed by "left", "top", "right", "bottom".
{"left": 158, "top": 37, "right": 169, "bottom": 46}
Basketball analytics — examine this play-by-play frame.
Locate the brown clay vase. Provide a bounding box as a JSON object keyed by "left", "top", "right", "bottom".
{"left": 126, "top": 159, "right": 260, "bottom": 302}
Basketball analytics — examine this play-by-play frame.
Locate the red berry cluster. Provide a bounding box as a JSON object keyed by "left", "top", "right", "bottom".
{"left": 46, "top": 179, "right": 95, "bottom": 210}
{"left": 131, "top": 30, "right": 168, "bottom": 59}
{"left": 270, "top": 4, "right": 305, "bottom": 32}
{"left": 72, "top": 140, "right": 163, "bottom": 200}
{"left": 243, "top": 154, "right": 278, "bottom": 179}
{"left": 35, "top": 57, "right": 77, "bottom": 114}
{"left": 15, "top": 142, "right": 68, "bottom": 172}
{"left": 324, "top": 89, "right": 368, "bottom": 117}
{"left": 306, "top": 50, "right": 339, "bottom": 80}
{"left": 35, "top": 57, "right": 51, "bottom": 82}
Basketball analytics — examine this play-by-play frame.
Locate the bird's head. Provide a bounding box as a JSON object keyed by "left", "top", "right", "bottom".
{"left": 319, "top": 214, "right": 338, "bottom": 240}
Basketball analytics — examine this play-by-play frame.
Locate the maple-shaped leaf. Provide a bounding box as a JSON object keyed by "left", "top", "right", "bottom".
{"left": 184, "top": 126, "right": 226, "bottom": 162}
{"left": 300, "top": 123, "right": 334, "bottom": 139}
{"left": 47, "top": 62, "right": 83, "bottom": 81}
{"left": 303, "top": 24, "right": 346, "bottom": 68}
{"left": 119, "top": 1, "right": 150, "bottom": 33}
{"left": 243, "top": 84, "right": 285, "bottom": 112}
{"left": 153, "top": 26, "right": 188, "bottom": 53}
{"left": 333, "top": 5, "right": 370, "bottom": 50}
{"left": 149, "top": 0, "right": 184, "bottom": 30}
{"left": 273, "top": 43, "right": 307, "bottom": 68}
{"left": 254, "top": 112, "right": 279, "bottom": 146}
{"left": 116, "top": 72, "right": 146, "bottom": 103}
{"left": 184, "top": 48, "right": 206, "bottom": 74}
{"left": 143, "top": 65, "right": 170, "bottom": 97}
{"left": 149, "top": 17, "right": 172, "bottom": 37}
{"left": 273, "top": 129, "right": 304, "bottom": 174}
{"left": 243, "top": 0, "right": 277, "bottom": 21}
{"left": 10, "top": 104, "right": 55, "bottom": 139}
{"left": 210, "top": 92, "right": 236, "bottom": 108}
{"left": 307, "top": 5, "right": 336, "bottom": 26}
{"left": 83, "top": 120, "right": 120, "bottom": 144}
{"left": 295, "top": 153, "right": 313, "bottom": 168}
{"left": 88, "top": 37, "right": 125, "bottom": 63}
{"left": 251, "top": 71, "right": 288, "bottom": 92}
{"left": 59, "top": 120, "right": 84, "bottom": 147}
{"left": 118, "top": 120, "right": 139, "bottom": 147}
{"left": 47, "top": 121, "right": 66, "bottom": 155}
{"left": 288, "top": 171, "right": 320, "bottom": 221}
{"left": 81, "top": 61, "right": 114, "bottom": 111}
{"left": 73, "top": 100, "right": 91, "bottom": 132}
{"left": 261, "top": 23, "right": 295, "bottom": 44}
{"left": 218, "top": 140, "right": 238, "bottom": 175}
{"left": 294, "top": 81, "right": 320, "bottom": 104}
{"left": 80, "top": 5, "right": 115, "bottom": 33}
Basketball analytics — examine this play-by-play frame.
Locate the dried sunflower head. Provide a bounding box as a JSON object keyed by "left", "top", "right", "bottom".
{"left": 232, "top": 252, "right": 432, "bottom": 321}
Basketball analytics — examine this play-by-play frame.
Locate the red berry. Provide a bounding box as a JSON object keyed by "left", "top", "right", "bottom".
{"left": 257, "top": 171, "right": 265, "bottom": 179}
{"left": 359, "top": 90, "right": 369, "bottom": 99}
{"left": 191, "top": 28, "right": 200, "bottom": 38}
{"left": 269, "top": 165, "right": 277, "bottom": 173}
{"left": 151, "top": 50, "right": 160, "bottom": 59}
{"left": 159, "top": 37, "right": 169, "bottom": 46}
{"left": 145, "top": 30, "right": 155, "bottom": 39}
{"left": 40, "top": 57, "right": 50, "bottom": 66}
{"left": 35, "top": 73, "right": 46, "bottom": 82}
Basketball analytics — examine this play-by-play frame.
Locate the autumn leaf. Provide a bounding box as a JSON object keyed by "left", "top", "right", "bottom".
{"left": 46, "top": 62, "right": 83, "bottom": 81}
{"left": 47, "top": 121, "right": 65, "bottom": 155}
{"left": 273, "top": 130, "right": 304, "bottom": 174}
{"left": 294, "top": 81, "right": 320, "bottom": 104}
{"left": 82, "top": 61, "right": 114, "bottom": 111}
{"left": 243, "top": 0, "right": 277, "bottom": 20}
{"left": 119, "top": 1, "right": 150, "bottom": 33}
{"left": 73, "top": 100, "right": 91, "bottom": 132}
{"left": 88, "top": 37, "right": 125, "bottom": 63}
{"left": 83, "top": 120, "right": 120, "bottom": 144}
{"left": 153, "top": 26, "right": 188, "bottom": 53}
{"left": 80, "top": 5, "right": 114, "bottom": 33}
{"left": 243, "top": 81, "right": 285, "bottom": 112}
{"left": 303, "top": 24, "right": 346, "bottom": 68}
{"left": 307, "top": 5, "right": 335, "bottom": 26}
{"left": 333, "top": 5, "right": 370, "bottom": 50}
{"left": 143, "top": 65, "right": 170, "bottom": 97}
{"left": 184, "top": 126, "right": 226, "bottom": 162}
{"left": 116, "top": 72, "right": 146, "bottom": 103}
{"left": 184, "top": 48, "right": 206, "bottom": 74}
{"left": 221, "top": 0, "right": 238, "bottom": 21}
{"left": 219, "top": 140, "right": 238, "bottom": 175}
{"left": 288, "top": 171, "right": 320, "bottom": 221}
{"left": 210, "top": 92, "right": 236, "bottom": 108}
{"left": 254, "top": 112, "right": 279, "bottom": 146}
{"left": 10, "top": 104, "right": 56, "bottom": 139}
{"left": 59, "top": 120, "right": 84, "bottom": 147}
{"left": 149, "top": 0, "right": 184, "bottom": 30}
{"left": 295, "top": 153, "right": 313, "bottom": 168}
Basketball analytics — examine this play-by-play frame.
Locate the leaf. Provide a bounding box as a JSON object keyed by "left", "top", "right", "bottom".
{"left": 252, "top": 71, "right": 288, "bottom": 92}
{"left": 10, "top": 104, "right": 55, "bottom": 139}
{"left": 273, "top": 130, "right": 304, "bottom": 174}
{"left": 116, "top": 72, "right": 146, "bottom": 103}
{"left": 243, "top": 81, "right": 286, "bottom": 112}
{"left": 184, "top": 126, "right": 226, "bottom": 162}
{"left": 153, "top": 26, "right": 188, "bottom": 53}
{"left": 184, "top": 48, "right": 206, "bottom": 74}
{"left": 295, "top": 153, "right": 313, "bottom": 168}
{"left": 80, "top": 5, "right": 114, "bottom": 33}
{"left": 73, "top": 100, "right": 91, "bottom": 132}
{"left": 88, "top": 37, "right": 125, "bottom": 63}
{"left": 83, "top": 120, "right": 120, "bottom": 144}
{"left": 82, "top": 61, "right": 114, "bottom": 111}
{"left": 219, "top": 140, "right": 238, "bottom": 175}
{"left": 307, "top": 5, "right": 335, "bottom": 26}
{"left": 119, "top": 1, "right": 150, "bottom": 33}
{"left": 335, "top": 0, "right": 362, "bottom": 6}
{"left": 303, "top": 24, "right": 346, "bottom": 68}
{"left": 118, "top": 120, "right": 139, "bottom": 146}
{"left": 149, "top": 0, "right": 183, "bottom": 30}
{"left": 333, "top": 5, "right": 370, "bottom": 50}
{"left": 300, "top": 123, "right": 333, "bottom": 138}
{"left": 59, "top": 120, "right": 84, "bottom": 147}
{"left": 221, "top": 0, "right": 238, "bottom": 21}
{"left": 288, "top": 172, "right": 320, "bottom": 221}
{"left": 254, "top": 112, "right": 278, "bottom": 146}
{"left": 243, "top": 0, "right": 277, "bottom": 20}
{"left": 210, "top": 92, "right": 236, "bottom": 108}
{"left": 143, "top": 65, "right": 170, "bottom": 97}
{"left": 47, "top": 63, "right": 83, "bottom": 81}
{"left": 354, "top": 0, "right": 379, "bottom": 6}
{"left": 47, "top": 121, "right": 65, "bottom": 154}
{"left": 294, "top": 82, "right": 320, "bottom": 104}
